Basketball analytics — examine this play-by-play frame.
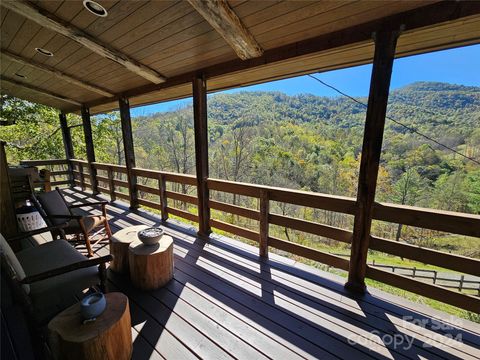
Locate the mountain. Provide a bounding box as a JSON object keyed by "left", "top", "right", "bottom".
{"left": 135, "top": 80, "right": 479, "bottom": 178}
{"left": 206, "top": 81, "right": 479, "bottom": 126}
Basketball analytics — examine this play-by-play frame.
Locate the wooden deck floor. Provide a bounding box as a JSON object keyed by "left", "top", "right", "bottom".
{"left": 62, "top": 188, "right": 480, "bottom": 360}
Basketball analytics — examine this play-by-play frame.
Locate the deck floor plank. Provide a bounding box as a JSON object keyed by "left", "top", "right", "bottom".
{"left": 58, "top": 188, "right": 480, "bottom": 360}
{"left": 110, "top": 283, "right": 199, "bottom": 360}
{"left": 170, "top": 238, "right": 473, "bottom": 360}
{"left": 213, "top": 232, "right": 480, "bottom": 334}
{"left": 185, "top": 236, "right": 480, "bottom": 359}
{"left": 118, "top": 217, "right": 477, "bottom": 359}
{"left": 108, "top": 274, "right": 235, "bottom": 360}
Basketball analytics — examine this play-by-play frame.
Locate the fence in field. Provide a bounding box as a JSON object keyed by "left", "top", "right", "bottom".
{"left": 370, "top": 261, "right": 480, "bottom": 296}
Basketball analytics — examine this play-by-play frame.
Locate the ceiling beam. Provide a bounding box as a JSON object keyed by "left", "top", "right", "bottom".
{"left": 0, "top": 76, "right": 82, "bottom": 106}
{"left": 1, "top": 49, "right": 114, "bottom": 97}
{"left": 1, "top": 0, "right": 166, "bottom": 84}
{"left": 187, "top": 0, "right": 263, "bottom": 60}
{"left": 68, "top": 0, "right": 480, "bottom": 114}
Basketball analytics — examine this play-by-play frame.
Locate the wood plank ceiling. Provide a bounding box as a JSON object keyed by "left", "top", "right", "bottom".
{"left": 0, "top": 0, "right": 479, "bottom": 115}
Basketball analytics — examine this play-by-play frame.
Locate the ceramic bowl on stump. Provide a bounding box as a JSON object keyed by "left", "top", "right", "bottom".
{"left": 80, "top": 292, "right": 106, "bottom": 321}
{"left": 138, "top": 227, "right": 164, "bottom": 246}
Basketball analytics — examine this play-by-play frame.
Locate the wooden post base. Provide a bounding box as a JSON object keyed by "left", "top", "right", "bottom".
{"left": 48, "top": 292, "right": 132, "bottom": 360}
{"left": 344, "top": 280, "right": 367, "bottom": 294}
{"left": 129, "top": 235, "right": 174, "bottom": 290}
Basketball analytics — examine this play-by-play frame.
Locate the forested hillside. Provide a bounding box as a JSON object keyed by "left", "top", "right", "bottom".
{"left": 2, "top": 81, "right": 479, "bottom": 317}
{"left": 2, "top": 81, "right": 479, "bottom": 226}
{"left": 132, "top": 81, "right": 480, "bottom": 212}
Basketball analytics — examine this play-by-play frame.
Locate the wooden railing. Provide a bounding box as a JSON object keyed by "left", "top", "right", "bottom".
{"left": 91, "top": 161, "right": 130, "bottom": 202}
{"left": 19, "top": 159, "right": 71, "bottom": 188}
{"left": 24, "top": 159, "right": 480, "bottom": 312}
{"left": 133, "top": 167, "right": 198, "bottom": 223}
{"left": 206, "top": 178, "right": 479, "bottom": 312}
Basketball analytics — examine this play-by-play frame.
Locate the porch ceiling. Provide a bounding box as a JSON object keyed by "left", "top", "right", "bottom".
{"left": 1, "top": 0, "right": 479, "bottom": 115}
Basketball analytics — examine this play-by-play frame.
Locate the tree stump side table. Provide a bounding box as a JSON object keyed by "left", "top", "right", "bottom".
{"left": 48, "top": 292, "right": 132, "bottom": 360}
{"left": 110, "top": 225, "right": 149, "bottom": 273}
{"left": 128, "top": 235, "right": 174, "bottom": 290}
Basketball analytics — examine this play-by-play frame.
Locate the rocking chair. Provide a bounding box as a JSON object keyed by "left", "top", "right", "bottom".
{"left": 33, "top": 188, "right": 112, "bottom": 257}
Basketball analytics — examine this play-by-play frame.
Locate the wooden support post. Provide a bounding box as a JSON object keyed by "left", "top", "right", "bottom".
{"left": 107, "top": 166, "right": 116, "bottom": 201}
{"left": 0, "top": 141, "right": 18, "bottom": 238}
{"left": 259, "top": 189, "right": 269, "bottom": 257}
{"left": 118, "top": 97, "right": 138, "bottom": 209}
{"left": 159, "top": 174, "right": 168, "bottom": 222}
{"left": 81, "top": 105, "right": 99, "bottom": 194}
{"left": 59, "top": 112, "right": 75, "bottom": 187}
{"left": 192, "top": 73, "right": 211, "bottom": 238}
{"left": 346, "top": 30, "right": 398, "bottom": 293}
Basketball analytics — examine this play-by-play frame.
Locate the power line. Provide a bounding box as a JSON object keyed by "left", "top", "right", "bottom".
{"left": 307, "top": 74, "right": 480, "bottom": 165}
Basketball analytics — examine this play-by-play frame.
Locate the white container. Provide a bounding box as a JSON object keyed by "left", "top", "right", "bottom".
{"left": 16, "top": 210, "right": 47, "bottom": 232}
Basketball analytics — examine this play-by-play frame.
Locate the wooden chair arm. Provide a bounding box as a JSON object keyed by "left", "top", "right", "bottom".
{"left": 69, "top": 201, "right": 108, "bottom": 209}
{"left": 82, "top": 214, "right": 106, "bottom": 220}
{"left": 20, "top": 254, "right": 113, "bottom": 284}
{"left": 7, "top": 223, "right": 69, "bottom": 244}
{"left": 70, "top": 201, "right": 108, "bottom": 218}
{"left": 48, "top": 214, "right": 83, "bottom": 220}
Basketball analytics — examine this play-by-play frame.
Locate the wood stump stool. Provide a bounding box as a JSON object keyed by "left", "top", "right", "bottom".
{"left": 110, "top": 225, "right": 149, "bottom": 273}
{"left": 128, "top": 235, "right": 174, "bottom": 290}
{"left": 48, "top": 292, "right": 132, "bottom": 360}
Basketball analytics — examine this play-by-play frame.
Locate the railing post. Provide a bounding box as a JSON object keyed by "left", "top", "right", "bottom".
{"left": 259, "top": 189, "right": 269, "bottom": 257}
{"left": 346, "top": 30, "right": 398, "bottom": 293}
{"left": 59, "top": 112, "right": 75, "bottom": 187}
{"left": 193, "top": 73, "right": 211, "bottom": 238}
{"left": 159, "top": 174, "right": 168, "bottom": 222}
{"left": 42, "top": 169, "right": 51, "bottom": 192}
{"left": 81, "top": 105, "right": 99, "bottom": 194}
{"left": 118, "top": 97, "right": 139, "bottom": 209}
{"left": 107, "top": 166, "right": 116, "bottom": 201}
{"left": 78, "top": 163, "right": 85, "bottom": 191}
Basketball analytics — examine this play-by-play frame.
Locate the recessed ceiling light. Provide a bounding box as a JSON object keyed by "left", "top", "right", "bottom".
{"left": 35, "top": 47, "right": 53, "bottom": 56}
{"left": 83, "top": 0, "right": 108, "bottom": 17}
{"left": 14, "top": 73, "right": 26, "bottom": 79}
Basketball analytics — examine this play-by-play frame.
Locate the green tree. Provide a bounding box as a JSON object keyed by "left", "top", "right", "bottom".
{"left": 391, "top": 168, "right": 427, "bottom": 241}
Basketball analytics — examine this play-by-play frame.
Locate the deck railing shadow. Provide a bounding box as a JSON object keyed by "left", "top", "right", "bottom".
{"left": 170, "top": 234, "right": 476, "bottom": 360}
{"left": 61, "top": 188, "right": 479, "bottom": 360}
{"left": 210, "top": 233, "right": 480, "bottom": 350}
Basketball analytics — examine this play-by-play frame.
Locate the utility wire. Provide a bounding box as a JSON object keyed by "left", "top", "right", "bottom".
{"left": 307, "top": 74, "right": 480, "bottom": 165}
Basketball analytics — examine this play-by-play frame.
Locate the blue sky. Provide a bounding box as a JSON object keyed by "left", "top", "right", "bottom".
{"left": 131, "top": 44, "right": 480, "bottom": 117}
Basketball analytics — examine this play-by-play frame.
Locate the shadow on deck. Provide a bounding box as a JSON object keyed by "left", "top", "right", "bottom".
{"left": 57, "top": 188, "right": 480, "bottom": 359}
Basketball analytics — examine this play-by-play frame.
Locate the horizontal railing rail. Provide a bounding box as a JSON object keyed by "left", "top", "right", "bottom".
{"left": 206, "top": 177, "right": 480, "bottom": 313}
{"left": 25, "top": 159, "right": 479, "bottom": 312}
{"left": 370, "top": 236, "right": 480, "bottom": 276}
{"left": 132, "top": 167, "right": 198, "bottom": 223}
{"left": 19, "top": 159, "right": 71, "bottom": 188}
{"left": 133, "top": 167, "right": 197, "bottom": 185}
{"left": 373, "top": 202, "right": 480, "bottom": 238}
{"left": 20, "top": 159, "right": 69, "bottom": 166}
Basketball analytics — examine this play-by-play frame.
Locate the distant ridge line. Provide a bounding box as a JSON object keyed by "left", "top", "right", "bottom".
{"left": 307, "top": 74, "right": 480, "bottom": 166}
